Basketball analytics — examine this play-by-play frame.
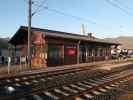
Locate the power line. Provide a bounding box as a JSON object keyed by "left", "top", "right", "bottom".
{"left": 47, "top": 8, "right": 97, "bottom": 25}
{"left": 32, "top": 0, "right": 47, "bottom": 16}
{"left": 105, "top": 0, "right": 133, "bottom": 16}
{"left": 32, "top": 0, "right": 128, "bottom": 34}
{"left": 32, "top": 4, "right": 114, "bottom": 30}
{"left": 32, "top": 2, "right": 100, "bottom": 25}
{"left": 36, "top": 4, "right": 130, "bottom": 33}
{"left": 114, "top": 0, "right": 133, "bottom": 13}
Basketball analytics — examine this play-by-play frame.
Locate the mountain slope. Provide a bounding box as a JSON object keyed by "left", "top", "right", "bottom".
{"left": 104, "top": 36, "right": 133, "bottom": 49}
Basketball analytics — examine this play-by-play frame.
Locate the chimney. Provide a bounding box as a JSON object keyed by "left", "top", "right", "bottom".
{"left": 87, "top": 32, "right": 92, "bottom": 39}
{"left": 80, "top": 24, "right": 86, "bottom": 35}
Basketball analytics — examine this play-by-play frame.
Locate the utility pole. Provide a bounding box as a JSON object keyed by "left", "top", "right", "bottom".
{"left": 28, "top": 0, "right": 32, "bottom": 69}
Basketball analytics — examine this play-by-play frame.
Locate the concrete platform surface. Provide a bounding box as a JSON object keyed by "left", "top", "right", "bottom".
{"left": 0, "top": 58, "right": 133, "bottom": 78}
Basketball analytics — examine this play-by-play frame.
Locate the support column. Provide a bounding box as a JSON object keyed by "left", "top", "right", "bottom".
{"left": 108, "top": 47, "right": 111, "bottom": 59}
{"left": 44, "top": 42, "right": 48, "bottom": 67}
{"left": 97, "top": 48, "right": 100, "bottom": 57}
{"left": 61, "top": 44, "right": 64, "bottom": 65}
{"left": 92, "top": 48, "right": 95, "bottom": 61}
{"left": 105, "top": 47, "right": 109, "bottom": 60}
{"left": 14, "top": 45, "right": 17, "bottom": 64}
{"left": 98, "top": 48, "right": 101, "bottom": 61}
{"left": 77, "top": 40, "right": 80, "bottom": 64}
{"left": 85, "top": 46, "right": 88, "bottom": 62}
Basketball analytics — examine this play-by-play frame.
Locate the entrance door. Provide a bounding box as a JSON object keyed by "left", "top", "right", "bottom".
{"left": 47, "top": 44, "right": 63, "bottom": 66}
{"left": 64, "top": 45, "right": 77, "bottom": 65}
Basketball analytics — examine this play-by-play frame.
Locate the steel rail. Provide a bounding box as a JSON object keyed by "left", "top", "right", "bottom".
{"left": 0, "top": 65, "right": 133, "bottom": 100}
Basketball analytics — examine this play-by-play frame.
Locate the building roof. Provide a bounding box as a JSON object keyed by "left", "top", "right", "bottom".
{"left": 9, "top": 26, "right": 121, "bottom": 45}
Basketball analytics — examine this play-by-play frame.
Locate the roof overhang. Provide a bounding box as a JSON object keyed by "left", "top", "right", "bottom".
{"left": 9, "top": 26, "right": 121, "bottom": 46}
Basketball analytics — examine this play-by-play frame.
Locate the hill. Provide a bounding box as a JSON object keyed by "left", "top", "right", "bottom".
{"left": 0, "top": 38, "right": 9, "bottom": 49}
{"left": 104, "top": 36, "right": 133, "bottom": 49}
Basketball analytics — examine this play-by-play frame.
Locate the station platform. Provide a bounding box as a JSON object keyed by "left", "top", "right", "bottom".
{"left": 0, "top": 58, "right": 133, "bottom": 77}
{"left": 97, "top": 61, "right": 133, "bottom": 70}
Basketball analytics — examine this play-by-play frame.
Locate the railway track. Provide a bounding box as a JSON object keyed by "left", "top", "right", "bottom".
{"left": 0, "top": 64, "right": 133, "bottom": 100}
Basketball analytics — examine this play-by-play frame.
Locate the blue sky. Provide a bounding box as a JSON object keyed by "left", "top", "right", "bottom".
{"left": 0, "top": 0, "right": 133, "bottom": 38}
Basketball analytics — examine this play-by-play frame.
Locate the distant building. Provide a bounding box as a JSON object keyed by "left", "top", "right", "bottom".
{"left": 0, "top": 49, "right": 8, "bottom": 64}
{"left": 0, "top": 48, "right": 21, "bottom": 64}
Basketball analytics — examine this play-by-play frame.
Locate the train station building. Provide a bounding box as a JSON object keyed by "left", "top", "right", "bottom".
{"left": 9, "top": 26, "right": 120, "bottom": 68}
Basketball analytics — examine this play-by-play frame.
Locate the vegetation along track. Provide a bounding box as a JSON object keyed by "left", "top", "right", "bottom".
{"left": 0, "top": 63, "right": 133, "bottom": 100}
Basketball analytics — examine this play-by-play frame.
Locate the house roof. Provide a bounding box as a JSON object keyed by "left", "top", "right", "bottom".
{"left": 9, "top": 26, "right": 121, "bottom": 45}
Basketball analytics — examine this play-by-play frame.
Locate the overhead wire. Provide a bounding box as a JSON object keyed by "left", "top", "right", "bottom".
{"left": 114, "top": 0, "right": 133, "bottom": 16}
{"left": 104, "top": 0, "right": 133, "bottom": 32}
{"left": 114, "top": 0, "right": 133, "bottom": 11}
{"left": 28, "top": 0, "right": 129, "bottom": 35}
{"left": 32, "top": 0, "right": 47, "bottom": 16}
{"left": 47, "top": 7, "right": 97, "bottom": 25}
{"left": 105, "top": 0, "right": 133, "bottom": 16}
{"left": 32, "top": 2, "right": 116, "bottom": 30}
